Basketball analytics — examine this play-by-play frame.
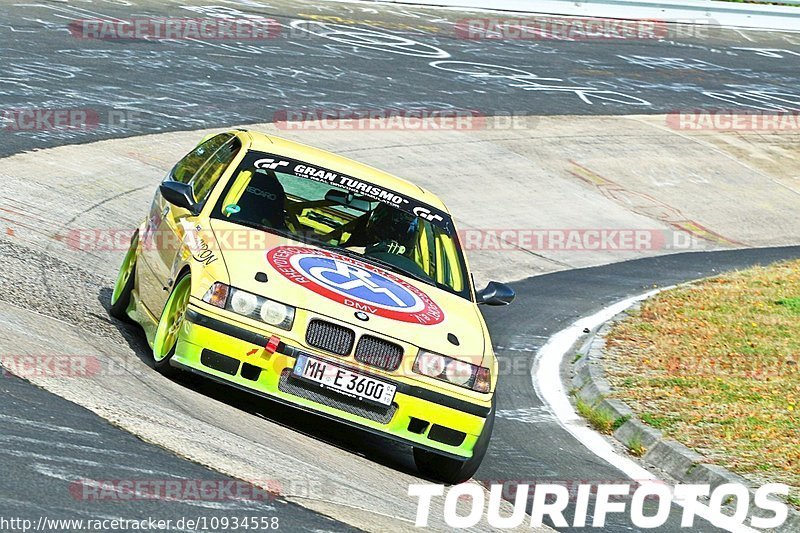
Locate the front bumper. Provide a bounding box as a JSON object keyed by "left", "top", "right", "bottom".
{"left": 175, "top": 305, "right": 491, "bottom": 459}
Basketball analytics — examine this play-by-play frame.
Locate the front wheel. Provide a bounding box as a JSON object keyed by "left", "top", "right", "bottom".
{"left": 109, "top": 232, "right": 138, "bottom": 321}
{"left": 152, "top": 274, "right": 191, "bottom": 377}
{"left": 413, "top": 396, "right": 496, "bottom": 484}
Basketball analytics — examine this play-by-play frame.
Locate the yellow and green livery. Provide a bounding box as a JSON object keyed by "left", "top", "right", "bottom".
{"left": 110, "top": 130, "right": 515, "bottom": 483}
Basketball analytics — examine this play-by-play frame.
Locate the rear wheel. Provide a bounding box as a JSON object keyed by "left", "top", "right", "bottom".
{"left": 109, "top": 232, "right": 138, "bottom": 321}
{"left": 152, "top": 274, "right": 191, "bottom": 377}
{"left": 413, "top": 396, "right": 496, "bottom": 484}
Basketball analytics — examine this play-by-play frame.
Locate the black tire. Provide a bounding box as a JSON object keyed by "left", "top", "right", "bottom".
{"left": 109, "top": 233, "right": 138, "bottom": 321}
{"left": 153, "top": 347, "right": 179, "bottom": 377}
{"left": 413, "top": 396, "right": 496, "bottom": 484}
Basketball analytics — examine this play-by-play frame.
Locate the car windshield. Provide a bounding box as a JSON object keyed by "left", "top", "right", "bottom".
{"left": 212, "top": 150, "right": 471, "bottom": 300}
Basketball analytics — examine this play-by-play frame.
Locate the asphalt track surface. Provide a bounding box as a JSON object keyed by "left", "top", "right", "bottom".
{"left": 1, "top": 0, "right": 800, "bottom": 157}
{"left": 0, "top": 372, "right": 358, "bottom": 532}
{"left": 1, "top": 1, "right": 800, "bottom": 532}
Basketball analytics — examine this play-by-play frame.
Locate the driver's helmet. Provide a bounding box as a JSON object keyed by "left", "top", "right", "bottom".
{"left": 365, "top": 203, "right": 418, "bottom": 251}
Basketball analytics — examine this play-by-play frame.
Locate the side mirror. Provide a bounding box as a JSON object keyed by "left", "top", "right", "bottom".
{"left": 160, "top": 181, "right": 198, "bottom": 214}
{"left": 477, "top": 281, "right": 515, "bottom": 306}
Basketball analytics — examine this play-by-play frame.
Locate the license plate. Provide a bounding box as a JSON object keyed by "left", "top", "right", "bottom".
{"left": 293, "top": 354, "right": 396, "bottom": 407}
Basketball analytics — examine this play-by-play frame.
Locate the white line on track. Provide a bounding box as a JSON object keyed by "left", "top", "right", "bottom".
{"left": 531, "top": 288, "right": 761, "bottom": 533}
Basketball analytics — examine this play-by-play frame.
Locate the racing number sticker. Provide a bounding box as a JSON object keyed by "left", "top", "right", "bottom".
{"left": 267, "top": 246, "right": 444, "bottom": 325}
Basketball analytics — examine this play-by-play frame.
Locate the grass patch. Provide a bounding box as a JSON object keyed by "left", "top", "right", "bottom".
{"left": 640, "top": 413, "right": 682, "bottom": 429}
{"left": 628, "top": 435, "right": 646, "bottom": 457}
{"left": 612, "top": 414, "right": 631, "bottom": 431}
{"left": 576, "top": 399, "right": 616, "bottom": 434}
{"left": 777, "top": 297, "right": 800, "bottom": 314}
{"left": 605, "top": 259, "right": 800, "bottom": 506}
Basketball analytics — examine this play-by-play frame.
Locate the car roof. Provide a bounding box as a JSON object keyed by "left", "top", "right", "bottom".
{"left": 239, "top": 130, "right": 449, "bottom": 212}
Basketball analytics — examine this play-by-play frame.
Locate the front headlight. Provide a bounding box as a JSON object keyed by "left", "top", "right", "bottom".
{"left": 260, "top": 299, "right": 293, "bottom": 327}
{"left": 203, "top": 284, "right": 294, "bottom": 331}
{"left": 230, "top": 290, "right": 258, "bottom": 316}
{"left": 445, "top": 359, "right": 473, "bottom": 387}
{"left": 416, "top": 350, "right": 446, "bottom": 378}
{"left": 413, "top": 350, "right": 492, "bottom": 393}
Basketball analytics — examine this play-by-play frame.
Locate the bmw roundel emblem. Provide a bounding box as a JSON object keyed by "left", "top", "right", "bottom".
{"left": 266, "top": 246, "right": 445, "bottom": 326}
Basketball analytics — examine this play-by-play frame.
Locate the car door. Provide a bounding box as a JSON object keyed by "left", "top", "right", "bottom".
{"left": 138, "top": 133, "right": 238, "bottom": 317}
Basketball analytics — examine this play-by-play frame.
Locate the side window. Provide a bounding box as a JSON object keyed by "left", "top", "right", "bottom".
{"left": 191, "top": 137, "right": 241, "bottom": 205}
{"left": 170, "top": 134, "right": 232, "bottom": 184}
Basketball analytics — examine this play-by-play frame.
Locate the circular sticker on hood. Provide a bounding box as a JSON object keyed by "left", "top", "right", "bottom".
{"left": 267, "top": 246, "right": 444, "bottom": 325}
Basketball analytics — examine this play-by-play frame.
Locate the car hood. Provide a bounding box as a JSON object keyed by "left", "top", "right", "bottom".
{"left": 209, "top": 219, "right": 487, "bottom": 361}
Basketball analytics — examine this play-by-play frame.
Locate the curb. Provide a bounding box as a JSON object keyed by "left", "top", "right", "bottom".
{"left": 571, "top": 302, "right": 800, "bottom": 532}
{"left": 378, "top": 0, "right": 800, "bottom": 32}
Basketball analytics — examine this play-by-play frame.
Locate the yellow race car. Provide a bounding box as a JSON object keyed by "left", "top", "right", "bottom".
{"left": 110, "top": 130, "right": 515, "bottom": 483}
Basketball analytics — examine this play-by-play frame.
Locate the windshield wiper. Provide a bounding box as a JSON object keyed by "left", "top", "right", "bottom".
{"left": 323, "top": 245, "right": 436, "bottom": 287}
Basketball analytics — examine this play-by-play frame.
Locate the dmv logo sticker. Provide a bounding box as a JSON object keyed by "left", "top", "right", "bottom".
{"left": 267, "top": 246, "right": 444, "bottom": 325}
{"left": 300, "top": 257, "right": 416, "bottom": 309}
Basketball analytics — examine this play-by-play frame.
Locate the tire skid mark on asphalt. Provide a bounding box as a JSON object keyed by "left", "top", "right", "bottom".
{"left": 0, "top": 448, "right": 174, "bottom": 475}
{"left": 0, "top": 412, "right": 101, "bottom": 436}
{"left": 456, "top": 219, "right": 574, "bottom": 269}
{"left": 29, "top": 463, "right": 268, "bottom": 513}
{"left": 0, "top": 434, "right": 134, "bottom": 457}
{"left": 496, "top": 406, "right": 555, "bottom": 424}
{"left": 568, "top": 160, "right": 745, "bottom": 248}
{"left": 495, "top": 333, "right": 550, "bottom": 353}
{"left": 49, "top": 185, "right": 151, "bottom": 241}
